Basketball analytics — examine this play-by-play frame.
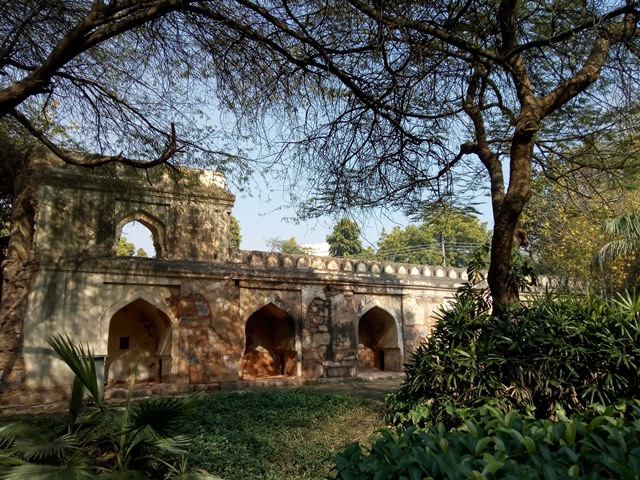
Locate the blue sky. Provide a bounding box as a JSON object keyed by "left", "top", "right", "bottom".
{"left": 123, "top": 170, "right": 494, "bottom": 257}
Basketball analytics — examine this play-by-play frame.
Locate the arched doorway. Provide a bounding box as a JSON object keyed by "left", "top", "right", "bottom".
{"left": 241, "top": 303, "right": 297, "bottom": 379}
{"left": 357, "top": 307, "right": 402, "bottom": 372}
{"left": 106, "top": 298, "right": 172, "bottom": 385}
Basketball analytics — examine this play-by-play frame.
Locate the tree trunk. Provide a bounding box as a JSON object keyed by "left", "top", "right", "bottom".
{"left": 0, "top": 162, "right": 38, "bottom": 396}
{"left": 487, "top": 115, "right": 536, "bottom": 313}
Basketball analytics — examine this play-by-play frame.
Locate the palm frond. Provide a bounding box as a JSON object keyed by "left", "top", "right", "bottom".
{"left": 48, "top": 335, "right": 102, "bottom": 408}
{"left": 12, "top": 431, "right": 77, "bottom": 463}
{"left": 94, "top": 469, "right": 147, "bottom": 479}
{"left": 593, "top": 239, "right": 639, "bottom": 269}
{"left": 130, "top": 392, "right": 201, "bottom": 437}
{"left": 0, "top": 423, "right": 33, "bottom": 449}
{"left": 68, "top": 376, "right": 87, "bottom": 428}
{"left": 0, "top": 455, "right": 28, "bottom": 467}
{"left": 0, "top": 455, "right": 93, "bottom": 480}
{"left": 0, "top": 422, "right": 76, "bottom": 463}
{"left": 149, "top": 435, "right": 191, "bottom": 455}
{"left": 602, "top": 213, "right": 640, "bottom": 239}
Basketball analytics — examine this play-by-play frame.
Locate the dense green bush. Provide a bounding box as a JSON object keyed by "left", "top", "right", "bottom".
{"left": 387, "top": 289, "right": 640, "bottom": 427}
{"left": 333, "top": 401, "right": 640, "bottom": 480}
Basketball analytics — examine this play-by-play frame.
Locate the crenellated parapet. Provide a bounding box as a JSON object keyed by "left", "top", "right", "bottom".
{"left": 229, "top": 250, "right": 468, "bottom": 286}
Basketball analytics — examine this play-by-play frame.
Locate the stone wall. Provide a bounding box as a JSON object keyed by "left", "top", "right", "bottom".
{"left": 0, "top": 153, "right": 465, "bottom": 404}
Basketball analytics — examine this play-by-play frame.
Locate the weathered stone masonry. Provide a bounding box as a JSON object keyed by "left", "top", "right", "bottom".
{"left": 0, "top": 150, "right": 467, "bottom": 403}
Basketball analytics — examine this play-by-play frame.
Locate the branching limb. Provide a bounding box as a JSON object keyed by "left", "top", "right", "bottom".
{"left": 10, "top": 107, "right": 179, "bottom": 168}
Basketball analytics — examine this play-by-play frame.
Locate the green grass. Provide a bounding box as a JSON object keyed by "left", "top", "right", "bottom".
{"left": 174, "top": 388, "right": 386, "bottom": 479}
{"left": 0, "top": 387, "right": 387, "bottom": 479}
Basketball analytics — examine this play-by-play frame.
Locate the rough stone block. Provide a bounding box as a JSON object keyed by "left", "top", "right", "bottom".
{"left": 312, "top": 332, "right": 331, "bottom": 347}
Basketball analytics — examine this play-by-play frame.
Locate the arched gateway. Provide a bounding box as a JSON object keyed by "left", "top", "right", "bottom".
{"left": 358, "top": 306, "right": 402, "bottom": 372}
{"left": 106, "top": 298, "right": 172, "bottom": 385}
{"left": 241, "top": 303, "right": 297, "bottom": 379}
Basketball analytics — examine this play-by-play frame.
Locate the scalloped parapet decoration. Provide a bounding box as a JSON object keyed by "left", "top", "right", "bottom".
{"left": 237, "top": 250, "right": 468, "bottom": 283}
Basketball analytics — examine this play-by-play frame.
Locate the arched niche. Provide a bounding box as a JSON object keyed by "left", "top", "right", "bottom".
{"left": 357, "top": 306, "right": 402, "bottom": 372}
{"left": 241, "top": 302, "right": 297, "bottom": 379}
{"left": 114, "top": 210, "right": 166, "bottom": 259}
{"left": 106, "top": 298, "right": 172, "bottom": 385}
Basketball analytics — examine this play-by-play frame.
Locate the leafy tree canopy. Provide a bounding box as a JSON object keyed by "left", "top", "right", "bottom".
{"left": 266, "top": 236, "right": 314, "bottom": 255}
{"left": 115, "top": 236, "right": 135, "bottom": 257}
{"left": 327, "top": 218, "right": 363, "bottom": 257}
{"left": 230, "top": 215, "right": 242, "bottom": 250}
{"left": 377, "top": 206, "right": 490, "bottom": 268}
{"left": 2, "top": 0, "right": 640, "bottom": 307}
{"left": 524, "top": 171, "right": 640, "bottom": 293}
{"left": 592, "top": 213, "right": 640, "bottom": 289}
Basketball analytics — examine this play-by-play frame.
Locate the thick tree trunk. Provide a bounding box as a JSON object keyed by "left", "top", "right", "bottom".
{"left": 0, "top": 163, "right": 38, "bottom": 396}
{"left": 487, "top": 115, "right": 536, "bottom": 313}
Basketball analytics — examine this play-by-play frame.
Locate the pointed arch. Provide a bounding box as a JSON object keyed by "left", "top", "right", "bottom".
{"left": 102, "top": 289, "right": 177, "bottom": 328}
{"left": 115, "top": 210, "right": 166, "bottom": 258}
{"left": 357, "top": 306, "right": 403, "bottom": 372}
{"left": 241, "top": 302, "right": 299, "bottom": 379}
{"left": 102, "top": 290, "right": 175, "bottom": 385}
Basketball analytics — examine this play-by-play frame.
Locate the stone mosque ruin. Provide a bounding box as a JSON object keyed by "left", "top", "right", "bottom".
{"left": 0, "top": 149, "right": 468, "bottom": 404}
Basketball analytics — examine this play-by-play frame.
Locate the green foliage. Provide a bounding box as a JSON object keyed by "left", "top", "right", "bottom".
{"left": 377, "top": 208, "right": 489, "bottom": 267}
{"left": 327, "top": 218, "right": 363, "bottom": 257}
{"left": 135, "top": 248, "right": 148, "bottom": 258}
{"left": 168, "top": 389, "right": 384, "bottom": 480}
{"left": 1, "top": 387, "right": 384, "bottom": 480}
{"left": 523, "top": 177, "right": 640, "bottom": 293}
{"left": 0, "top": 335, "right": 213, "bottom": 479}
{"left": 387, "top": 288, "right": 640, "bottom": 427}
{"left": 0, "top": 120, "right": 29, "bottom": 237}
{"left": 593, "top": 213, "right": 640, "bottom": 274}
{"left": 229, "top": 215, "right": 241, "bottom": 250}
{"left": 115, "top": 237, "right": 135, "bottom": 257}
{"left": 333, "top": 401, "right": 640, "bottom": 480}
{"left": 266, "top": 236, "right": 314, "bottom": 255}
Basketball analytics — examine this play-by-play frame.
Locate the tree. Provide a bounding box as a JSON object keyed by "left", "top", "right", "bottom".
{"left": 266, "top": 237, "right": 314, "bottom": 255}
{"left": 377, "top": 207, "right": 489, "bottom": 268}
{"left": 230, "top": 215, "right": 242, "bottom": 250}
{"left": 523, "top": 176, "right": 640, "bottom": 292}
{"left": 0, "top": 1, "right": 247, "bottom": 172}
{"left": 327, "top": 218, "right": 363, "bottom": 257}
{"left": 2, "top": 0, "right": 640, "bottom": 309}
{"left": 115, "top": 236, "right": 135, "bottom": 257}
{"left": 135, "top": 247, "right": 148, "bottom": 258}
{"left": 194, "top": 1, "right": 640, "bottom": 309}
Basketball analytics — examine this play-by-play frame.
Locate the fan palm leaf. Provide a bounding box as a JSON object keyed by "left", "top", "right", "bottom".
{"left": 0, "top": 455, "right": 93, "bottom": 480}
{"left": 0, "top": 337, "right": 212, "bottom": 479}
{"left": 130, "top": 392, "right": 201, "bottom": 437}
{"left": 593, "top": 214, "right": 640, "bottom": 269}
{"left": 47, "top": 335, "right": 102, "bottom": 408}
{"left": 0, "top": 423, "right": 77, "bottom": 463}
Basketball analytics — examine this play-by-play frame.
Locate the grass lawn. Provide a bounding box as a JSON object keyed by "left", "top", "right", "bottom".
{"left": 0, "top": 383, "right": 392, "bottom": 480}
{"left": 180, "top": 388, "right": 386, "bottom": 479}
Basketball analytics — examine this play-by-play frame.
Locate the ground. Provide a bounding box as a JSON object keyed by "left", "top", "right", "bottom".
{"left": 0, "top": 372, "right": 405, "bottom": 417}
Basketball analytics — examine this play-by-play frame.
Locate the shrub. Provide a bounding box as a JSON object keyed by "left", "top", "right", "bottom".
{"left": 0, "top": 335, "right": 216, "bottom": 479}
{"left": 387, "top": 289, "right": 640, "bottom": 427}
{"left": 333, "top": 401, "right": 640, "bottom": 480}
